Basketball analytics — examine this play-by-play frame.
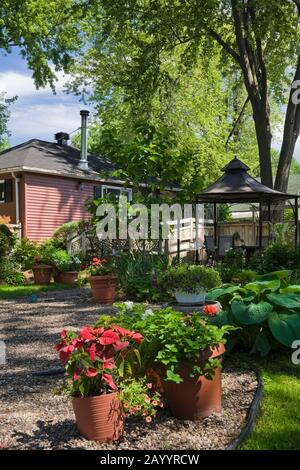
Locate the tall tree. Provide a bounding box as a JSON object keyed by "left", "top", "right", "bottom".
{"left": 72, "top": 0, "right": 299, "bottom": 190}
{"left": 0, "top": 0, "right": 92, "bottom": 88}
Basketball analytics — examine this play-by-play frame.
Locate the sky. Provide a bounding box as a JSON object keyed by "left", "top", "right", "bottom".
{"left": 0, "top": 48, "right": 299, "bottom": 163}
{"left": 0, "top": 49, "right": 92, "bottom": 146}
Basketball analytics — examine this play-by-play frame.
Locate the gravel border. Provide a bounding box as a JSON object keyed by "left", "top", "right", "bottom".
{"left": 0, "top": 289, "right": 258, "bottom": 450}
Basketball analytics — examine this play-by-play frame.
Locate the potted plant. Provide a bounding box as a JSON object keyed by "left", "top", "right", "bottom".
{"left": 96, "top": 304, "right": 235, "bottom": 420}
{"left": 32, "top": 255, "right": 53, "bottom": 285}
{"left": 52, "top": 249, "right": 82, "bottom": 284}
{"left": 55, "top": 324, "right": 143, "bottom": 442}
{"left": 158, "top": 264, "right": 221, "bottom": 305}
{"left": 88, "top": 257, "right": 117, "bottom": 303}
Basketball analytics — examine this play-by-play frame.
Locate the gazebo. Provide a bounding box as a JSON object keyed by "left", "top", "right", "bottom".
{"left": 196, "top": 156, "right": 299, "bottom": 254}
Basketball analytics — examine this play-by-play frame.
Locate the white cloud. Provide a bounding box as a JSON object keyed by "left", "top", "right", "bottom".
{"left": 0, "top": 69, "right": 69, "bottom": 98}
{"left": 9, "top": 103, "right": 89, "bottom": 144}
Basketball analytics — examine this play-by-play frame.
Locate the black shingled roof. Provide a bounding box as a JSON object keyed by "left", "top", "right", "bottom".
{"left": 0, "top": 139, "right": 117, "bottom": 181}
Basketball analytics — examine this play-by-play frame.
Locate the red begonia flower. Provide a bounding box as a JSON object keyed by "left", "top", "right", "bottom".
{"left": 99, "top": 330, "right": 120, "bottom": 345}
{"left": 60, "top": 329, "right": 67, "bottom": 339}
{"left": 112, "top": 325, "right": 131, "bottom": 336}
{"left": 79, "top": 326, "right": 94, "bottom": 341}
{"left": 85, "top": 367, "right": 98, "bottom": 378}
{"left": 59, "top": 344, "right": 74, "bottom": 364}
{"left": 102, "top": 373, "right": 117, "bottom": 390}
{"left": 113, "top": 340, "right": 130, "bottom": 351}
{"left": 130, "top": 332, "right": 144, "bottom": 344}
{"left": 102, "top": 358, "right": 115, "bottom": 370}
{"left": 202, "top": 304, "right": 220, "bottom": 316}
{"left": 73, "top": 368, "right": 82, "bottom": 381}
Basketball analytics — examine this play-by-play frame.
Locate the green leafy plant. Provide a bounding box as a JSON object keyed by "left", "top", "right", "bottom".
{"left": 0, "top": 224, "right": 16, "bottom": 257}
{"left": 120, "top": 378, "right": 163, "bottom": 423}
{"left": 114, "top": 251, "right": 169, "bottom": 302}
{"left": 51, "top": 249, "right": 82, "bottom": 272}
{"left": 96, "top": 304, "right": 234, "bottom": 383}
{"left": 52, "top": 221, "right": 80, "bottom": 249}
{"left": 206, "top": 270, "right": 300, "bottom": 355}
{"left": 158, "top": 264, "right": 221, "bottom": 295}
{"left": 11, "top": 238, "right": 39, "bottom": 270}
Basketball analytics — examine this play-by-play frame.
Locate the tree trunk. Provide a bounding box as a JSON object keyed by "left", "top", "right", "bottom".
{"left": 252, "top": 103, "right": 273, "bottom": 188}
{"left": 275, "top": 56, "right": 300, "bottom": 193}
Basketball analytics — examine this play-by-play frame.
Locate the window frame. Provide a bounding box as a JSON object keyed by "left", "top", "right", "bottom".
{"left": 101, "top": 184, "right": 133, "bottom": 201}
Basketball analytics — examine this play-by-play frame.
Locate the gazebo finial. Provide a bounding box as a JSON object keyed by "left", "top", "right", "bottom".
{"left": 222, "top": 156, "right": 250, "bottom": 172}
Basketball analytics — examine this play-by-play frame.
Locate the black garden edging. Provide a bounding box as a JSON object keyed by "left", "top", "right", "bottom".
{"left": 226, "top": 366, "right": 263, "bottom": 450}
{"left": 32, "top": 368, "right": 65, "bottom": 377}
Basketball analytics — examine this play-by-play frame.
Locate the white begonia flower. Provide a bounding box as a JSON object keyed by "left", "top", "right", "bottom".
{"left": 124, "top": 301, "right": 134, "bottom": 311}
{"left": 142, "top": 308, "right": 154, "bottom": 320}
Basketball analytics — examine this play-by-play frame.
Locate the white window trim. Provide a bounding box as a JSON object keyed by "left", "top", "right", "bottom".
{"left": 101, "top": 184, "right": 133, "bottom": 201}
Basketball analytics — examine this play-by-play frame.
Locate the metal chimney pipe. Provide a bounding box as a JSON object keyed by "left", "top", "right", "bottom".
{"left": 78, "top": 109, "right": 90, "bottom": 170}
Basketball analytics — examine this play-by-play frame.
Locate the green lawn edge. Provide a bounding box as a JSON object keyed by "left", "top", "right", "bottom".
{"left": 0, "top": 283, "right": 79, "bottom": 299}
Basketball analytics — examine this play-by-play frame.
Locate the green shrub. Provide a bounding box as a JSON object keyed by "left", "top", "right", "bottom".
{"left": 158, "top": 264, "right": 221, "bottom": 295}
{"left": 12, "top": 238, "right": 39, "bottom": 270}
{"left": 3, "top": 270, "right": 26, "bottom": 286}
{"left": 52, "top": 221, "right": 80, "bottom": 249}
{"left": 51, "top": 249, "right": 82, "bottom": 272}
{"left": 114, "top": 251, "right": 169, "bottom": 302}
{"left": 206, "top": 269, "right": 300, "bottom": 356}
{"left": 0, "top": 224, "right": 16, "bottom": 257}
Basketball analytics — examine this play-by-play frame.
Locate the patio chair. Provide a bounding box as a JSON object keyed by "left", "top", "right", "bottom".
{"left": 218, "top": 235, "right": 234, "bottom": 259}
{"left": 204, "top": 235, "right": 216, "bottom": 265}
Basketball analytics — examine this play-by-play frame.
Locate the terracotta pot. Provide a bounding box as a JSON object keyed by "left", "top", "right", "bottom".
{"left": 32, "top": 265, "right": 52, "bottom": 285}
{"left": 89, "top": 275, "right": 117, "bottom": 303}
{"left": 161, "top": 343, "right": 225, "bottom": 420}
{"left": 72, "top": 392, "right": 123, "bottom": 442}
{"left": 54, "top": 271, "right": 79, "bottom": 285}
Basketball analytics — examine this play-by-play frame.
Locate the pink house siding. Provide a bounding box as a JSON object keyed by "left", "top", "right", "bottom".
{"left": 24, "top": 172, "right": 95, "bottom": 241}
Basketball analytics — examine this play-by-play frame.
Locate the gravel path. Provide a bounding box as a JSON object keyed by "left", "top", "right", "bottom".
{"left": 0, "top": 289, "right": 257, "bottom": 450}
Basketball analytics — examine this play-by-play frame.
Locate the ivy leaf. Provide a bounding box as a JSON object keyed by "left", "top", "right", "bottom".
{"left": 166, "top": 369, "right": 183, "bottom": 384}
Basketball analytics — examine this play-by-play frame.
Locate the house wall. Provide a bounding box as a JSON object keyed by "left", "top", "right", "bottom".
{"left": 23, "top": 172, "right": 96, "bottom": 241}
{"left": 0, "top": 173, "right": 16, "bottom": 223}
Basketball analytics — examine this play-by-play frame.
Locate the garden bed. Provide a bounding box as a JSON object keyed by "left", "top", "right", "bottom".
{"left": 0, "top": 288, "right": 257, "bottom": 450}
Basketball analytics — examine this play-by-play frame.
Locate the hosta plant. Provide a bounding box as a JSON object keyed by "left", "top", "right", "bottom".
{"left": 206, "top": 270, "right": 300, "bottom": 356}
{"left": 55, "top": 325, "right": 143, "bottom": 397}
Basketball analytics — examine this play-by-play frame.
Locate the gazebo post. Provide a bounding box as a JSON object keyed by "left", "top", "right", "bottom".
{"left": 267, "top": 200, "right": 271, "bottom": 241}
{"left": 295, "top": 196, "right": 299, "bottom": 247}
{"left": 213, "top": 202, "right": 218, "bottom": 249}
{"left": 259, "top": 201, "right": 263, "bottom": 250}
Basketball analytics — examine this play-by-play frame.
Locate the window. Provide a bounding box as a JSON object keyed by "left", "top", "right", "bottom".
{"left": 0, "top": 179, "right": 13, "bottom": 203}
{"left": 94, "top": 184, "right": 133, "bottom": 201}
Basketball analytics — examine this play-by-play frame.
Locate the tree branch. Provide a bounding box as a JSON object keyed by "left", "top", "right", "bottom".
{"left": 225, "top": 96, "right": 250, "bottom": 147}
{"left": 208, "top": 29, "right": 241, "bottom": 65}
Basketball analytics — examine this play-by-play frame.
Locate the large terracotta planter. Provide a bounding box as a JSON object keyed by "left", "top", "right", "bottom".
{"left": 72, "top": 392, "right": 123, "bottom": 442}
{"left": 32, "top": 265, "right": 52, "bottom": 285}
{"left": 54, "top": 271, "right": 79, "bottom": 285}
{"left": 89, "top": 275, "right": 117, "bottom": 303}
{"left": 161, "top": 343, "right": 225, "bottom": 420}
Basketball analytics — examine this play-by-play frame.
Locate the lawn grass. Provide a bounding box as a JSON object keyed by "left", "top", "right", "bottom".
{"left": 0, "top": 283, "right": 77, "bottom": 299}
{"left": 242, "top": 354, "right": 300, "bottom": 450}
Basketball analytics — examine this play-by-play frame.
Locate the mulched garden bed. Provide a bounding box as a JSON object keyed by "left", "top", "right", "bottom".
{"left": 0, "top": 288, "right": 257, "bottom": 450}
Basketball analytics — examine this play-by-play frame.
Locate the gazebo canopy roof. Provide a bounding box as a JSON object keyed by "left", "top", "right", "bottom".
{"left": 197, "top": 156, "right": 297, "bottom": 203}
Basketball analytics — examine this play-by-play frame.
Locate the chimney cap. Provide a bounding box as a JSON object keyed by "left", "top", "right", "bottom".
{"left": 80, "top": 109, "right": 90, "bottom": 117}
{"left": 55, "top": 132, "right": 70, "bottom": 141}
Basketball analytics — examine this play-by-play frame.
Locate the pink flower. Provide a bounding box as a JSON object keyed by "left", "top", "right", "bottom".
{"left": 85, "top": 367, "right": 98, "bottom": 378}
{"left": 147, "top": 383, "right": 153, "bottom": 389}
{"left": 60, "top": 329, "right": 67, "bottom": 339}
{"left": 102, "top": 358, "right": 115, "bottom": 370}
{"left": 79, "top": 326, "right": 94, "bottom": 341}
{"left": 144, "top": 395, "right": 151, "bottom": 403}
{"left": 59, "top": 345, "right": 74, "bottom": 364}
{"left": 102, "top": 373, "right": 117, "bottom": 390}
{"left": 73, "top": 368, "right": 82, "bottom": 381}
{"left": 152, "top": 400, "right": 158, "bottom": 406}
{"left": 146, "top": 416, "right": 152, "bottom": 423}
